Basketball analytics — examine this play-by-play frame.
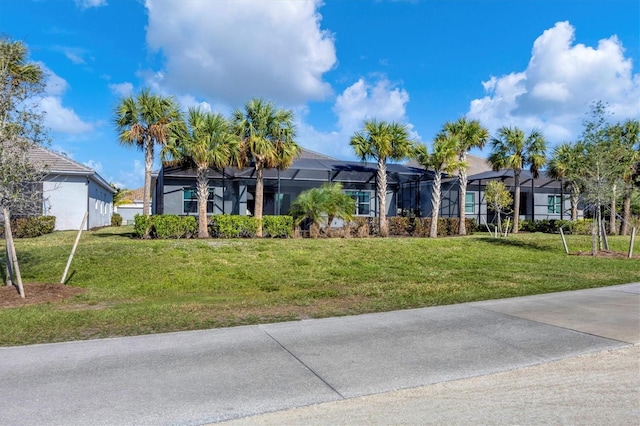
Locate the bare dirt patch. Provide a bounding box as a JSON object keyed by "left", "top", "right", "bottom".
{"left": 572, "top": 250, "right": 638, "bottom": 259}
{"left": 0, "top": 283, "right": 85, "bottom": 308}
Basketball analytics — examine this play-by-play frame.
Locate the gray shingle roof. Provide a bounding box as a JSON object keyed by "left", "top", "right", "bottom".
{"left": 29, "top": 146, "right": 115, "bottom": 193}
{"left": 29, "top": 146, "right": 94, "bottom": 174}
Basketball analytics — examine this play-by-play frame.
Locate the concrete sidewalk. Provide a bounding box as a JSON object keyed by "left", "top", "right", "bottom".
{"left": 1, "top": 283, "right": 638, "bottom": 425}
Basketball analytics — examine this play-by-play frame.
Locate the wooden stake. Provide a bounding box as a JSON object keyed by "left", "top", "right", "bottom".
{"left": 61, "top": 212, "right": 88, "bottom": 284}
{"left": 3, "top": 208, "right": 24, "bottom": 298}
{"left": 559, "top": 227, "right": 569, "bottom": 255}
{"left": 629, "top": 227, "right": 636, "bottom": 258}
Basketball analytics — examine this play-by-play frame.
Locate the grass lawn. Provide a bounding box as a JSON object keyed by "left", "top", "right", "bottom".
{"left": 1, "top": 226, "right": 638, "bottom": 346}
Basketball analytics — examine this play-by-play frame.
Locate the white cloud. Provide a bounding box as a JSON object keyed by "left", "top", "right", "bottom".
{"left": 144, "top": 0, "right": 336, "bottom": 105}
{"left": 75, "top": 0, "right": 107, "bottom": 9}
{"left": 36, "top": 64, "right": 95, "bottom": 134}
{"left": 297, "top": 76, "right": 416, "bottom": 159}
{"left": 468, "top": 21, "right": 640, "bottom": 143}
{"left": 83, "top": 160, "right": 103, "bottom": 174}
{"left": 116, "top": 160, "right": 145, "bottom": 190}
{"left": 40, "top": 96, "right": 94, "bottom": 134}
{"left": 108, "top": 82, "right": 134, "bottom": 97}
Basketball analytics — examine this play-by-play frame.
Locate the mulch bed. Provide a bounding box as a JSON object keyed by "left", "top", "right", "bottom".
{"left": 0, "top": 283, "right": 84, "bottom": 308}
{"left": 572, "top": 250, "right": 638, "bottom": 259}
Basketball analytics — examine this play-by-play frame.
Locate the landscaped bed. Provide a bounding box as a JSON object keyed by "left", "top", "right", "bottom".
{"left": 0, "top": 225, "right": 637, "bottom": 346}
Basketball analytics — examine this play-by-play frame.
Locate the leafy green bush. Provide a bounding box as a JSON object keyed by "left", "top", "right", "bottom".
{"left": 133, "top": 214, "right": 153, "bottom": 238}
{"left": 210, "top": 215, "right": 259, "bottom": 238}
{"left": 152, "top": 215, "right": 197, "bottom": 239}
{"left": 111, "top": 213, "right": 123, "bottom": 227}
{"left": 465, "top": 218, "right": 478, "bottom": 234}
{"left": 518, "top": 219, "right": 593, "bottom": 235}
{"left": 2, "top": 216, "right": 56, "bottom": 238}
{"left": 262, "top": 216, "right": 293, "bottom": 238}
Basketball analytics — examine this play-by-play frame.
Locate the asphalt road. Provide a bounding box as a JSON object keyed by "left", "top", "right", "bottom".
{"left": 1, "top": 283, "right": 638, "bottom": 425}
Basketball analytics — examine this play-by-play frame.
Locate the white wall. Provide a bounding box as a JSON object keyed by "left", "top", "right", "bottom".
{"left": 43, "top": 175, "right": 88, "bottom": 231}
{"left": 88, "top": 178, "right": 113, "bottom": 229}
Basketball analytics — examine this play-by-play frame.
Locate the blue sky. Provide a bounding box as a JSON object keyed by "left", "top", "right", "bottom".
{"left": 2, "top": 0, "right": 639, "bottom": 189}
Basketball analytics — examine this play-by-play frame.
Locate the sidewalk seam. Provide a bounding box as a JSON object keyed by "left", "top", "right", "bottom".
{"left": 260, "top": 326, "right": 346, "bottom": 400}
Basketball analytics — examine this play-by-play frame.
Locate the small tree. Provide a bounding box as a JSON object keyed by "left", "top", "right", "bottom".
{"left": 289, "top": 183, "right": 354, "bottom": 237}
{"left": 0, "top": 37, "right": 49, "bottom": 297}
{"left": 485, "top": 180, "right": 513, "bottom": 235}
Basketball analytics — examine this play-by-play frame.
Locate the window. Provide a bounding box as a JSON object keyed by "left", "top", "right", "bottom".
{"left": 345, "top": 190, "right": 371, "bottom": 215}
{"left": 465, "top": 193, "right": 475, "bottom": 214}
{"left": 183, "top": 188, "right": 214, "bottom": 213}
{"left": 548, "top": 195, "right": 562, "bottom": 214}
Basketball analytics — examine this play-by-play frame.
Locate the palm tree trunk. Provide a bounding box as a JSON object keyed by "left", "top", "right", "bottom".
{"left": 196, "top": 167, "right": 209, "bottom": 238}
{"left": 377, "top": 158, "right": 388, "bottom": 237}
{"left": 430, "top": 172, "right": 442, "bottom": 238}
{"left": 255, "top": 165, "right": 264, "bottom": 237}
{"left": 458, "top": 153, "right": 467, "bottom": 235}
{"left": 143, "top": 136, "right": 154, "bottom": 216}
{"left": 570, "top": 184, "right": 580, "bottom": 221}
{"left": 621, "top": 190, "right": 632, "bottom": 235}
{"left": 609, "top": 184, "right": 617, "bottom": 235}
{"left": 512, "top": 171, "right": 520, "bottom": 234}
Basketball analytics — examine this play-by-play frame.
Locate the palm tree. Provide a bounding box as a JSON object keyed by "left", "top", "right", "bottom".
{"left": 232, "top": 98, "right": 300, "bottom": 237}
{"left": 416, "top": 134, "right": 465, "bottom": 237}
{"left": 169, "top": 108, "right": 238, "bottom": 238}
{"left": 488, "top": 127, "right": 547, "bottom": 234}
{"left": 547, "top": 142, "right": 586, "bottom": 221}
{"left": 607, "top": 119, "right": 639, "bottom": 235}
{"left": 114, "top": 88, "right": 181, "bottom": 216}
{"left": 289, "top": 183, "right": 354, "bottom": 237}
{"left": 350, "top": 120, "right": 414, "bottom": 237}
{"left": 443, "top": 117, "right": 489, "bottom": 235}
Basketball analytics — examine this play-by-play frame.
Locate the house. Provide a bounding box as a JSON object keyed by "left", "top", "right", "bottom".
{"left": 152, "top": 148, "right": 577, "bottom": 228}
{"left": 153, "top": 148, "right": 428, "bottom": 221}
{"left": 30, "top": 147, "right": 116, "bottom": 230}
{"left": 115, "top": 187, "right": 144, "bottom": 224}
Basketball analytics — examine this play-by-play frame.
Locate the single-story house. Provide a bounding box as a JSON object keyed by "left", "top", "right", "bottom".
{"left": 153, "top": 149, "right": 429, "bottom": 223}
{"left": 115, "top": 187, "right": 144, "bottom": 224}
{"left": 30, "top": 146, "right": 116, "bottom": 230}
{"left": 152, "top": 148, "right": 579, "bottom": 227}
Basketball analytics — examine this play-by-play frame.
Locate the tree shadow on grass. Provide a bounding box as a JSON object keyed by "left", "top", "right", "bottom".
{"left": 475, "top": 236, "right": 553, "bottom": 252}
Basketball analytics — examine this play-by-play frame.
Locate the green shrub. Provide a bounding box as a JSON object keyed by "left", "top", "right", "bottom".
{"left": 152, "top": 215, "right": 197, "bottom": 239}
{"left": 465, "top": 218, "right": 478, "bottom": 234}
{"left": 263, "top": 216, "right": 293, "bottom": 238}
{"left": 111, "top": 213, "right": 123, "bottom": 227}
{"left": 210, "top": 215, "right": 259, "bottom": 238}
{"left": 133, "top": 214, "right": 153, "bottom": 239}
{"left": 388, "top": 216, "right": 411, "bottom": 236}
{"left": 3, "top": 216, "right": 56, "bottom": 238}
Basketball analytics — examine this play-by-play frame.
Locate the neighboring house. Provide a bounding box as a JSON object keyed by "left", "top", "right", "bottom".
{"left": 30, "top": 147, "right": 116, "bottom": 230}
{"left": 463, "top": 169, "right": 583, "bottom": 226}
{"left": 115, "top": 187, "right": 144, "bottom": 224}
{"left": 152, "top": 148, "right": 578, "bottom": 227}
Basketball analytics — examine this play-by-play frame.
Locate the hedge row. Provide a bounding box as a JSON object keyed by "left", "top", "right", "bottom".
{"left": 321, "top": 217, "right": 478, "bottom": 238}
{"left": 519, "top": 219, "right": 594, "bottom": 235}
{"left": 133, "top": 214, "right": 294, "bottom": 239}
{"left": 133, "top": 214, "right": 197, "bottom": 239}
{"left": 0, "top": 216, "right": 56, "bottom": 238}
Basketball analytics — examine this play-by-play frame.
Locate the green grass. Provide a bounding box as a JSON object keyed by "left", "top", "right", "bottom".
{"left": 1, "top": 226, "right": 638, "bottom": 346}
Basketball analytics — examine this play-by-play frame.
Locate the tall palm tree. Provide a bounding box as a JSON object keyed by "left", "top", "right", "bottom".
{"left": 443, "top": 117, "right": 489, "bottom": 235}
{"left": 488, "top": 127, "right": 547, "bottom": 234}
{"left": 170, "top": 108, "right": 238, "bottom": 238}
{"left": 114, "top": 88, "right": 181, "bottom": 216}
{"left": 232, "top": 98, "right": 300, "bottom": 237}
{"left": 547, "top": 142, "right": 586, "bottom": 221}
{"left": 416, "top": 134, "right": 465, "bottom": 237}
{"left": 350, "top": 120, "right": 414, "bottom": 237}
{"left": 0, "top": 37, "right": 44, "bottom": 129}
{"left": 607, "top": 119, "right": 639, "bottom": 235}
